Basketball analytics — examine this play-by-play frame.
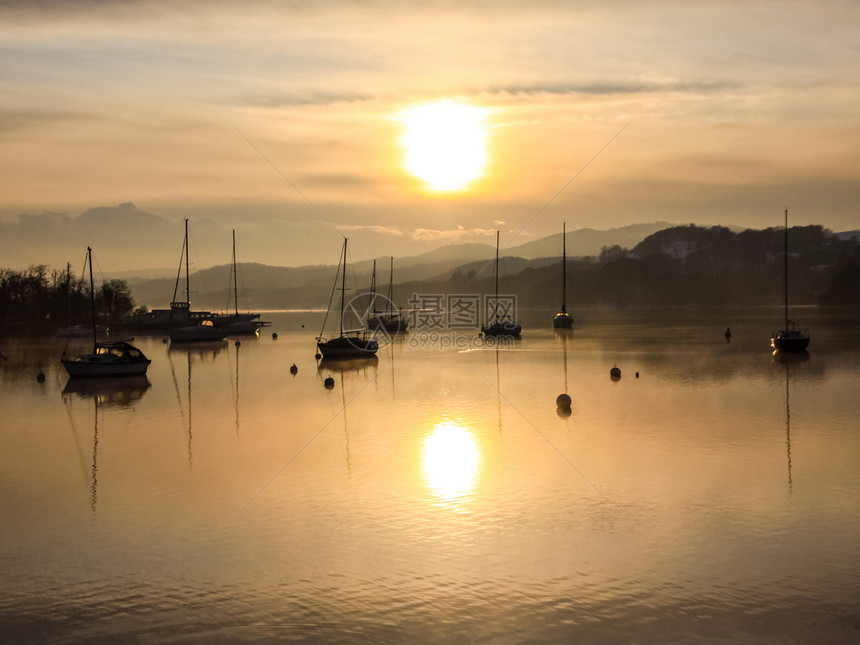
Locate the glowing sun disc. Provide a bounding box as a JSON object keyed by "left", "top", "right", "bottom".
{"left": 401, "top": 101, "right": 487, "bottom": 192}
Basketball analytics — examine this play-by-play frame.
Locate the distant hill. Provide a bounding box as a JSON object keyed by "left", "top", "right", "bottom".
{"left": 123, "top": 223, "right": 675, "bottom": 308}
{"left": 506, "top": 222, "right": 675, "bottom": 259}
{"left": 122, "top": 223, "right": 860, "bottom": 311}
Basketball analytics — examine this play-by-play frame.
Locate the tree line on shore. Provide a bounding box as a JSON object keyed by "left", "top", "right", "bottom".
{"left": 0, "top": 264, "right": 136, "bottom": 336}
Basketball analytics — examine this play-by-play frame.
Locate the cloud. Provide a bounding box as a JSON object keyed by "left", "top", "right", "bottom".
{"left": 411, "top": 227, "right": 496, "bottom": 241}
{"left": 333, "top": 222, "right": 500, "bottom": 242}
{"left": 338, "top": 224, "right": 406, "bottom": 237}
{"left": 487, "top": 78, "right": 739, "bottom": 98}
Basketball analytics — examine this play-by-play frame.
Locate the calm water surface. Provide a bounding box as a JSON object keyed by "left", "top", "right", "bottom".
{"left": 2, "top": 309, "right": 860, "bottom": 643}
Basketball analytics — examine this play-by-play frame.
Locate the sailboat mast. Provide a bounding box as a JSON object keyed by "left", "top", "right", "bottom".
{"left": 340, "top": 238, "right": 347, "bottom": 337}
{"left": 87, "top": 246, "right": 97, "bottom": 353}
{"left": 784, "top": 208, "right": 790, "bottom": 329}
{"left": 232, "top": 229, "right": 239, "bottom": 316}
{"left": 184, "top": 218, "right": 190, "bottom": 306}
{"left": 562, "top": 221, "right": 567, "bottom": 313}
{"left": 370, "top": 259, "right": 377, "bottom": 314}
{"left": 388, "top": 257, "right": 394, "bottom": 306}
{"left": 494, "top": 231, "right": 500, "bottom": 323}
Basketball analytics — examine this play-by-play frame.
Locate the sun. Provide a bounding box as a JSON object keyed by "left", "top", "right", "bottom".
{"left": 400, "top": 100, "right": 487, "bottom": 192}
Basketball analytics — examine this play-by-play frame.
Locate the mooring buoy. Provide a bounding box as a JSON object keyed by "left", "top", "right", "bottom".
{"left": 324, "top": 376, "right": 335, "bottom": 389}
{"left": 290, "top": 363, "right": 298, "bottom": 375}
{"left": 556, "top": 393, "right": 572, "bottom": 407}
{"left": 610, "top": 366, "right": 621, "bottom": 381}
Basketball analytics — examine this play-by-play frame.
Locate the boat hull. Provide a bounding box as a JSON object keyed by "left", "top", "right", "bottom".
{"left": 224, "top": 321, "right": 261, "bottom": 335}
{"left": 62, "top": 342, "right": 151, "bottom": 378}
{"left": 317, "top": 336, "right": 379, "bottom": 359}
{"left": 552, "top": 312, "right": 573, "bottom": 329}
{"left": 62, "top": 359, "right": 150, "bottom": 377}
{"left": 771, "top": 330, "right": 810, "bottom": 353}
{"left": 368, "top": 315, "right": 408, "bottom": 333}
{"left": 482, "top": 322, "right": 522, "bottom": 337}
{"left": 169, "top": 325, "right": 228, "bottom": 342}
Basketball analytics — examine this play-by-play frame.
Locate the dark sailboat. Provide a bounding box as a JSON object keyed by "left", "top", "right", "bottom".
{"left": 552, "top": 221, "right": 573, "bottom": 329}
{"left": 482, "top": 231, "right": 522, "bottom": 337}
{"left": 317, "top": 238, "right": 379, "bottom": 359}
{"left": 771, "top": 209, "right": 810, "bottom": 353}
{"left": 169, "top": 219, "right": 228, "bottom": 343}
{"left": 368, "top": 257, "right": 408, "bottom": 333}
{"left": 214, "top": 230, "right": 266, "bottom": 335}
{"left": 61, "top": 247, "right": 151, "bottom": 378}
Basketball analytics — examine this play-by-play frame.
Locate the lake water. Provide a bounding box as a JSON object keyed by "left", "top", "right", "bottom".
{"left": 2, "top": 308, "right": 860, "bottom": 643}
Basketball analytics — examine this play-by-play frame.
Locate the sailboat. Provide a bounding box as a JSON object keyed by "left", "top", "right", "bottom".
{"left": 61, "top": 247, "right": 151, "bottom": 377}
{"left": 169, "top": 219, "right": 227, "bottom": 343}
{"left": 317, "top": 238, "right": 379, "bottom": 359}
{"left": 771, "top": 209, "right": 810, "bottom": 353}
{"left": 368, "top": 257, "right": 408, "bottom": 333}
{"left": 552, "top": 221, "right": 574, "bottom": 329}
{"left": 482, "top": 231, "right": 522, "bottom": 337}
{"left": 214, "top": 230, "right": 264, "bottom": 335}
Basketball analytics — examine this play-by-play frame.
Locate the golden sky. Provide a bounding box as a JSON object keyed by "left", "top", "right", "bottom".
{"left": 1, "top": 0, "right": 859, "bottom": 269}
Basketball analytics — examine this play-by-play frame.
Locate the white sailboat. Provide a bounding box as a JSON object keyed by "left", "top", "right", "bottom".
{"left": 169, "top": 219, "right": 228, "bottom": 343}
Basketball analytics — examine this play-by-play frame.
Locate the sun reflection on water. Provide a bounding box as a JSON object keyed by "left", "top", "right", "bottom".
{"left": 421, "top": 420, "right": 481, "bottom": 504}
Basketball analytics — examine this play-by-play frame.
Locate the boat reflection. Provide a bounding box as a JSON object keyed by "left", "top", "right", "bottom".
{"left": 317, "top": 355, "right": 379, "bottom": 375}
{"left": 168, "top": 339, "right": 227, "bottom": 358}
{"left": 774, "top": 348, "right": 809, "bottom": 493}
{"left": 62, "top": 375, "right": 151, "bottom": 408}
{"left": 422, "top": 420, "right": 481, "bottom": 504}
{"left": 62, "top": 375, "right": 150, "bottom": 513}
{"left": 555, "top": 330, "right": 572, "bottom": 418}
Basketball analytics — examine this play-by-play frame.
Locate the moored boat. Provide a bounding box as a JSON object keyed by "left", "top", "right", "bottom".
{"left": 167, "top": 219, "right": 228, "bottom": 343}
{"left": 317, "top": 238, "right": 379, "bottom": 359}
{"left": 552, "top": 221, "right": 573, "bottom": 330}
{"left": 482, "top": 231, "right": 521, "bottom": 338}
{"left": 367, "top": 257, "right": 408, "bottom": 333}
{"left": 61, "top": 247, "right": 151, "bottom": 378}
{"left": 771, "top": 209, "right": 810, "bottom": 353}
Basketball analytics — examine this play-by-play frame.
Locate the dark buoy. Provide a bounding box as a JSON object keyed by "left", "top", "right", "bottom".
{"left": 235, "top": 340, "right": 241, "bottom": 347}
{"left": 556, "top": 392, "right": 572, "bottom": 418}
{"left": 162, "top": 337, "right": 168, "bottom": 344}
{"left": 725, "top": 327, "right": 732, "bottom": 339}
{"left": 290, "top": 363, "right": 298, "bottom": 375}
{"left": 36, "top": 372, "right": 46, "bottom": 382}
{"left": 324, "top": 376, "right": 335, "bottom": 389}
{"left": 301, "top": 324, "right": 305, "bottom": 328}
{"left": 272, "top": 332, "right": 278, "bottom": 339}
{"left": 315, "top": 352, "right": 322, "bottom": 360}
{"left": 635, "top": 371, "right": 640, "bottom": 378}
{"left": 610, "top": 366, "right": 621, "bottom": 381}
